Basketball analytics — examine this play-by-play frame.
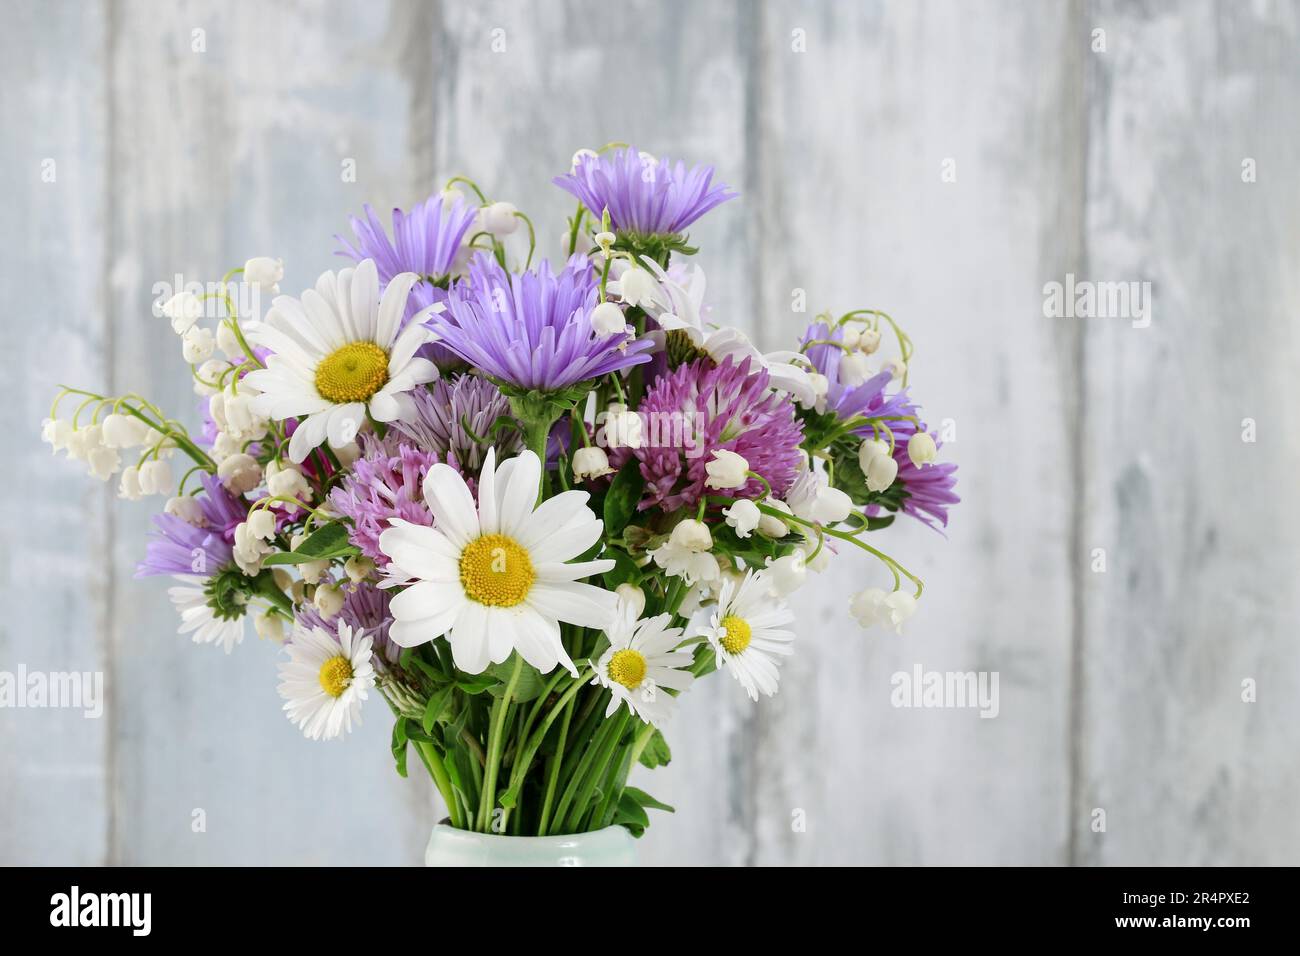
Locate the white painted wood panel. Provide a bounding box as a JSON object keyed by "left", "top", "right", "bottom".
{"left": 2, "top": 0, "right": 1297, "bottom": 866}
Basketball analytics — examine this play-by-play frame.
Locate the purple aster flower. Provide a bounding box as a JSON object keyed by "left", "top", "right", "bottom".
{"left": 336, "top": 195, "right": 479, "bottom": 366}
{"left": 894, "top": 446, "right": 959, "bottom": 530}
{"left": 553, "top": 146, "right": 736, "bottom": 236}
{"left": 328, "top": 434, "right": 436, "bottom": 567}
{"left": 802, "top": 321, "right": 918, "bottom": 437}
{"left": 335, "top": 195, "right": 478, "bottom": 293}
{"left": 136, "top": 474, "right": 246, "bottom": 578}
{"left": 803, "top": 322, "right": 959, "bottom": 530}
{"left": 623, "top": 356, "right": 804, "bottom": 511}
{"left": 390, "top": 375, "right": 521, "bottom": 471}
{"left": 429, "top": 253, "right": 653, "bottom": 392}
{"left": 296, "top": 581, "right": 399, "bottom": 663}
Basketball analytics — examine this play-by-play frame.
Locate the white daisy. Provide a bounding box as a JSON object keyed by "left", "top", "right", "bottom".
{"left": 244, "top": 258, "right": 438, "bottom": 463}
{"left": 168, "top": 575, "right": 247, "bottom": 654}
{"left": 378, "top": 447, "right": 617, "bottom": 676}
{"left": 690, "top": 569, "right": 795, "bottom": 700}
{"left": 277, "top": 621, "right": 376, "bottom": 740}
{"left": 591, "top": 605, "right": 695, "bottom": 727}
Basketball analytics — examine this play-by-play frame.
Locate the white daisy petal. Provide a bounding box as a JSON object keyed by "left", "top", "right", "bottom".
{"left": 377, "top": 270, "right": 419, "bottom": 346}
{"left": 422, "top": 462, "right": 481, "bottom": 546}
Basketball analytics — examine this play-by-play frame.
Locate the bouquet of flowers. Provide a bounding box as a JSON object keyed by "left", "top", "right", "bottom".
{"left": 42, "top": 145, "right": 958, "bottom": 840}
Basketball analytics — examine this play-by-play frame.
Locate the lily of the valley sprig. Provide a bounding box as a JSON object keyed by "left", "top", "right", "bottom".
{"left": 42, "top": 143, "right": 959, "bottom": 838}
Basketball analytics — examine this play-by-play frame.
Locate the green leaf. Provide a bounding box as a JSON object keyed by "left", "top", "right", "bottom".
{"left": 603, "top": 459, "right": 644, "bottom": 536}
{"left": 623, "top": 786, "right": 675, "bottom": 814}
{"left": 602, "top": 548, "right": 641, "bottom": 590}
{"left": 455, "top": 673, "right": 499, "bottom": 695}
{"left": 261, "top": 522, "right": 359, "bottom": 566}
{"left": 637, "top": 729, "right": 672, "bottom": 769}
{"left": 613, "top": 791, "right": 650, "bottom": 836}
{"left": 486, "top": 660, "right": 545, "bottom": 703}
{"left": 391, "top": 718, "right": 410, "bottom": 778}
{"left": 421, "top": 685, "right": 456, "bottom": 735}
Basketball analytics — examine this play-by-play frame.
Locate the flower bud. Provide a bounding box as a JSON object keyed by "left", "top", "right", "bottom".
{"left": 757, "top": 499, "right": 791, "bottom": 538}
{"left": 182, "top": 325, "right": 216, "bottom": 364}
{"left": 858, "top": 438, "right": 890, "bottom": 473}
{"left": 194, "top": 360, "right": 227, "bottom": 396}
{"left": 138, "top": 458, "right": 174, "bottom": 496}
{"left": 254, "top": 610, "right": 286, "bottom": 642}
{"left": 299, "top": 559, "right": 329, "bottom": 586}
{"left": 589, "top": 301, "right": 627, "bottom": 336}
{"left": 615, "top": 267, "right": 658, "bottom": 309}
{"left": 118, "top": 465, "right": 143, "bottom": 501}
{"left": 858, "top": 328, "right": 882, "bottom": 354}
{"left": 767, "top": 550, "right": 808, "bottom": 596}
{"left": 41, "top": 418, "right": 74, "bottom": 453}
{"left": 85, "top": 445, "right": 121, "bottom": 481}
{"left": 162, "top": 291, "right": 203, "bottom": 334}
{"left": 215, "top": 320, "right": 242, "bottom": 359}
{"left": 479, "top": 201, "right": 519, "bottom": 236}
{"left": 101, "top": 413, "right": 150, "bottom": 448}
{"left": 603, "top": 403, "right": 643, "bottom": 449}
{"left": 615, "top": 582, "right": 646, "bottom": 619}
{"left": 217, "top": 453, "right": 262, "bottom": 494}
{"left": 839, "top": 350, "right": 873, "bottom": 387}
{"left": 850, "top": 587, "right": 889, "bottom": 628}
{"left": 247, "top": 508, "right": 277, "bottom": 541}
{"left": 165, "top": 495, "right": 206, "bottom": 527}
{"left": 243, "top": 256, "right": 284, "bottom": 293}
{"left": 573, "top": 446, "right": 614, "bottom": 480}
{"left": 882, "top": 357, "right": 906, "bottom": 381}
{"left": 704, "top": 449, "right": 749, "bottom": 490}
{"left": 669, "top": 518, "right": 712, "bottom": 553}
{"left": 723, "top": 498, "right": 761, "bottom": 538}
{"left": 313, "top": 582, "right": 345, "bottom": 619}
{"left": 907, "top": 432, "right": 938, "bottom": 467}
{"left": 865, "top": 452, "right": 899, "bottom": 493}
{"left": 344, "top": 555, "right": 375, "bottom": 583}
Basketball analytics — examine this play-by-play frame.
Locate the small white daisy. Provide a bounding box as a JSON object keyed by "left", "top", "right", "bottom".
{"left": 245, "top": 258, "right": 438, "bottom": 463}
{"left": 690, "top": 569, "right": 795, "bottom": 700}
{"left": 379, "top": 446, "right": 617, "bottom": 676}
{"left": 277, "top": 621, "right": 376, "bottom": 740}
{"left": 168, "top": 575, "right": 247, "bottom": 654}
{"left": 591, "top": 606, "right": 695, "bottom": 727}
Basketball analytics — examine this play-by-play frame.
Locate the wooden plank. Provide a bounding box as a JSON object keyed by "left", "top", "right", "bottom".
{"left": 747, "top": 0, "right": 1083, "bottom": 864}
{"left": 1075, "top": 0, "right": 1300, "bottom": 865}
{"left": 103, "top": 0, "right": 433, "bottom": 864}
{"left": 427, "top": 0, "right": 760, "bottom": 864}
{"left": 0, "top": 0, "right": 112, "bottom": 866}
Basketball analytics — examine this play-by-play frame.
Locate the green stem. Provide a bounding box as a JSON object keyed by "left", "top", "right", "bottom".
{"left": 414, "top": 740, "right": 463, "bottom": 829}
{"left": 537, "top": 692, "right": 576, "bottom": 836}
{"left": 561, "top": 710, "right": 630, "bottom": 833}
{"left": 477, "top": 654, "right": 523, "bottom": 831}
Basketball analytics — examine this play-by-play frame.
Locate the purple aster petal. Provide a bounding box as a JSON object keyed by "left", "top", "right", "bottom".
{"left": 429, "top": 253, "right": 654, "bottom": 392}
{"left": 553, "top": 146, "right": 736, "bottom": 236}
{"left": 136, "top": 474, "right": 244, "bottom": 577}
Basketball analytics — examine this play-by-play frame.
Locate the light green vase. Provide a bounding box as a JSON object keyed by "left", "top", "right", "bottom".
{"left": 425, "top": 823, "right": 638, "bottom": 867}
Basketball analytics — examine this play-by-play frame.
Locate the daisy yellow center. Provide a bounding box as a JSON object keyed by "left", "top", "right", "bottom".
{"left": 459, "top": 534, "right": 535, "bottom": 607}
{"left": 607, "top": 648, "right": 648, "bottom": 690}
{"left": 318, "top": 655, "right": 353, "bottom": 698}
{"left": 314, "top": 341, "right": 389, "bottom": 404}
{"left": 719, "top": 615, "right": 751, "bottom": 655}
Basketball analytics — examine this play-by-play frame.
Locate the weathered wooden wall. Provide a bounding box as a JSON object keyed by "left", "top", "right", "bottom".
{"left": 2, "top": 0, "right": 1297, "bottom": 865}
